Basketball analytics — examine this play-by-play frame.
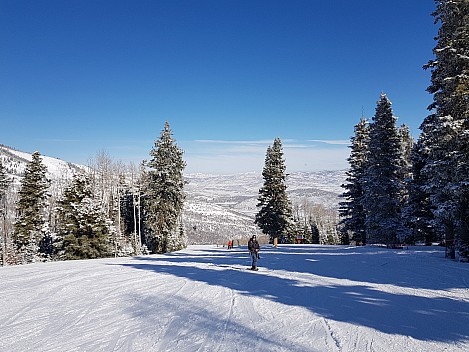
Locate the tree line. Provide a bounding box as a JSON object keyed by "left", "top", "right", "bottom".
{"left": 340, "top": 0, "right": 469, "bottom": 261}
{"left": 255, "top": 1, "right": 469, "bottom": 262}
{"left": 0, "top": 123, "right": 339, "bottom": 267}
{"left": 0, "top": 122, "right": 186, "bottom": 265}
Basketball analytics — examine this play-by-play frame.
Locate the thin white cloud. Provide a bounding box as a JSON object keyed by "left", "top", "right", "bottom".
{"left": 193, "top": 139, "right": 273, "bottom": 145}
{"left": 182, "top": 139, "right": 349, "bottom": 174}
{"left": 39, "top": 138, "right": 81, "bottom": 143}
{"left": 283, "top": 143, "right": 313, "bottom": 149}
{"left": 59, "top": 138, "right": 350, "bottom": 174}
{"left": 308, "top": 139, "right": 350, "bottom": 145}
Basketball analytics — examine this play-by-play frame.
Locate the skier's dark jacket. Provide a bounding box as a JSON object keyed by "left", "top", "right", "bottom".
{"left": 248, "top": 238, "right": 260, "bottom": 252}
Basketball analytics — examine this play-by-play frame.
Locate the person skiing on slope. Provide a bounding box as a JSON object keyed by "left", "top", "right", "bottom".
{"left": 248, "top": 235, "right": 260, "bottom": 270}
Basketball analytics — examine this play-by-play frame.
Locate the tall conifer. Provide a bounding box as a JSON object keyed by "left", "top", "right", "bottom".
{"left": 405, "top": 138, "right": 437, "bottom": 245}
{"left": 397, "top": 124, "right": 414, "bottom": 203}
{"left": 420, "top": 0, "right": 469, "bottom": 258}
{"left": 255, "top": 138, "right": 293, "bottom": 244}
{"left": 13, "top": 151, "right": 50, "bottom": 263}
{"left": 362, "top": 95, "right": 406, "bottom": 244}
{"left": 144, "top": 122, "right": 186, "bottom": 253}
{"left": 339, "top": 117, "right": 369, "bottom": 245}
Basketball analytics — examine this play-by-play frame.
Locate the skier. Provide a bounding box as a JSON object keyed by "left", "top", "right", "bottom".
{"left": 248, "top": 235, "right": 260, "bottom": 270}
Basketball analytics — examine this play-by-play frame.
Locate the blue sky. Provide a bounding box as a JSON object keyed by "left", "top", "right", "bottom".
{"left": 1, "top": 1, "right": 437, "bottom": 174}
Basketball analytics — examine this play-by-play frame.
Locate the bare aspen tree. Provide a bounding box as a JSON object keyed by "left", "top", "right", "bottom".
{"left": 48, "top": 166, "right": 74, "bottom": 234}
{"left": 303, "top": 204, "right": 340, "bottom": 245}
{"left": 127, "top": 161, "right": 144, "bottom": 253}
{"left": 88, "top": 151, "right": 114, "bottom": 217}
{"left": 137, "top": 162, "right": 144, "bottom": 251}
{"left": 129, "top": 162, "right": 139, "bottom": 250}
{"left": 87, "top": 151, "right": 144, "bottom": 257}
{"left": 113, "top": 160, "right": 128, "bottom": 256}
{"left": 0, "top": 159, "right": 10, "bottom": 265}
{"left": 88, "top": 151, "right": 120, "bottom": 256}
{"left": 2, "top": 183, "right": 19, "bottom": 265}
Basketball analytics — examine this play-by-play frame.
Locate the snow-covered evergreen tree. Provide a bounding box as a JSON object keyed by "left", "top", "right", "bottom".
{"left": 397, "top": 124, "right": 415, "bottom": 243}
{"left": 420, "top": 0, "right": 469, "bottom": 258}
{"left": 339, "top": 117, "right": 369, "bottom": 245}
{"left": 362, "top": 95, "right": 407, "bottom": 245}
{"left": 12, "top": 151, "right": 50, "bottom": 263}
{"left": 397, "top": 124, "right": 414, "bottom": 202}
{"left": 144, "top": 122, "right": 186, "bottom": 253}
{"left": 310, "top": 221, "right": 320, "bottom": 244}
{"left": 255, "top": 138, "right": 293, "bottom": 244}
{"left": 404, "top": 137, "right": 438, "bottom": 245}
{"left": 56, "top": 172, "right": 111, "bottom": 260}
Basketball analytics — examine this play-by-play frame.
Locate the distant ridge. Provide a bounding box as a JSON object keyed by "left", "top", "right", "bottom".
{"left": 0, "top": 144, "right": 84, "bottom": 181}
{"left": 0, "top": 144, "right": 30, "bottom": 164}
{"left": 184, "top": 170, "right": 346, "bottom": 244}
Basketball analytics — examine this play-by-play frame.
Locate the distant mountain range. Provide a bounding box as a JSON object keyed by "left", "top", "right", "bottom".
{"left": 184, "top": 170, "right": 346, "bottom": 244}
{"left": 0, "top": 145, "right": 347, "bottom": 245}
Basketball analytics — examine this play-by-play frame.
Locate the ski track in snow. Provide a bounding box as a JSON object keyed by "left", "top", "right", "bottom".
{"left": 1, "top": 245, "right": 469, "bottom": 352}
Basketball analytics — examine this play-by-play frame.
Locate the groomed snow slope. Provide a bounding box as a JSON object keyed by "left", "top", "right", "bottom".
{"left": 1, "top": 245, "right": 468, "bottom": 352}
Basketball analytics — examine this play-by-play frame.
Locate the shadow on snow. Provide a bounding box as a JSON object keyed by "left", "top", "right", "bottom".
{"left": 113, "top": 245, "right": 469, "bottom": 344}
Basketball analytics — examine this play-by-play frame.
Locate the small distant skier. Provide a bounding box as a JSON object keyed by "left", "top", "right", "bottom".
{"left": 248, "top": 235, "right": 260, "bottom": 270}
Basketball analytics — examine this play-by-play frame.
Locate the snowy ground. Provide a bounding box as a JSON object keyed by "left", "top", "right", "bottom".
{"left": 1, "top": 245, "right": 469, "bottom": 352}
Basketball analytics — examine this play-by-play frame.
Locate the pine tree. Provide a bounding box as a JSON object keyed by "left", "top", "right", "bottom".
{"left": 310, "top": 221, "right": 320, "bottom": 244}
{"left": 144, "top": 122, "right": 186, "bottom": 253}
{"left": 12, "top": 151, "right": 50, "bottom": 263}
{"left": 339, "top": 117, "right": 369, "bottom": 245}
{"left": 56, "top": 172, "right": 111, "bottom": 260}
{"left": 397, "top": 124, "right": 415, "bottom": 243}
{"left": 362, "top": 95, "right": 406, "bottom": 245}
{"left": 255, "top": 138, "right": 293, "bottom": 245}
{"left": 420, "top": 0, "right": 469, "bottom": 258}
{"left": 404, "top": 138, "right": 437, "bottom": 245}
{"left": 397, "top": 124, "right": 414, "bottom": 203}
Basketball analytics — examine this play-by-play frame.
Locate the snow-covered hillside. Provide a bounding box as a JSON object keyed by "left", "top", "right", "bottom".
{"left": 0, "top": 145, "right": 83, "bottom": 184}
{"left": 184, "top": 171, "right": 346, "bottom": 244}
{"left": 1, "top": 244, "right": 468, "bottom": 351}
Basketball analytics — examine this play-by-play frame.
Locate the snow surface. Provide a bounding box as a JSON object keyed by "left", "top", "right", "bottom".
{"left": 1, "top": 245, "right": 469, "bottom": 352}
